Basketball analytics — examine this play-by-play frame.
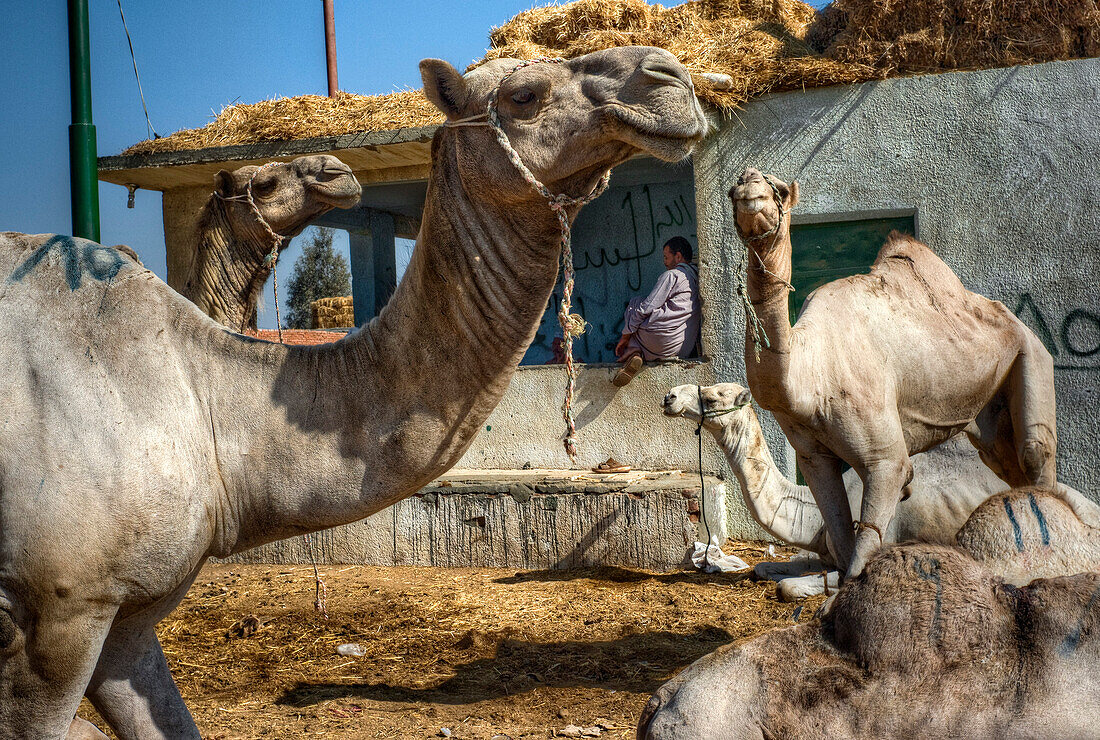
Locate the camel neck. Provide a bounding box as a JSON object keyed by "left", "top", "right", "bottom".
{"left": 715, "top": 409, "right": 822, "bottom": 550}
{"left": 744, "top": 227, "right": 794, "bottom": 402}
{"left": 216, "top": 132, "right": 566, "bottom": 554}
{"left": 188, "top": 200, "right": 269, "bottom": 332}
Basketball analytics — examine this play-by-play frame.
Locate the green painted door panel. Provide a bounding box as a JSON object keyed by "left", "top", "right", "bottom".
{"left": 789, "top": 216, "right": 916, "bottom": 319}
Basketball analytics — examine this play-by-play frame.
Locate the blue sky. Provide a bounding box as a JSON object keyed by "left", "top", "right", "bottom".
{"left": 0, "top": 1, "right": 827, "bottom": 328}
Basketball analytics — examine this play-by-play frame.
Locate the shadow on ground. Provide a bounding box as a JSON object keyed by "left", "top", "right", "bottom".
{"left": 275, "top": 626, "right": 732, "bottom": 708}
{"left": 493, "top": 565, "right": 755, "bottom": 586}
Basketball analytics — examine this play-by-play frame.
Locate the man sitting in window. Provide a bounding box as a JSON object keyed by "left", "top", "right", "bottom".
{"left": 612, "top": 236, "right": 701, "bottom": 386}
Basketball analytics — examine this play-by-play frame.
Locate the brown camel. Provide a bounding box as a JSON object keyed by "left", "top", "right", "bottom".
{"left": 639, "top": 542, "right": 1100, "bottom": 739}
{"left": 0, "top": 47, "right": 708, "bottom": 739}
{"left": 726, "top": 167, "right": 1090, "bottom": 578}
{"left": 180, "top": 155, "right": 361, "bottom": 332}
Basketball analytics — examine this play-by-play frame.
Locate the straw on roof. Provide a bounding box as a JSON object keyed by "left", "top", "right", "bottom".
{"left": 122, "top": 0, "right": 1099, "bottom": 156}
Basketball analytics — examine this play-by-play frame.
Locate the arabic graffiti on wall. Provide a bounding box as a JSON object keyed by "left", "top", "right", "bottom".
{"left": 1013, "top": 293, "right": 1100, "bottom": 369}
{"left": 523, "top": 180, "right": 697, "bottom": 365}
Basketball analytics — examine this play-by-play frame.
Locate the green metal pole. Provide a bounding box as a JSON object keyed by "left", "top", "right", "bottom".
{"left": 68, "top": 0, "right": 100, "bottom": 241}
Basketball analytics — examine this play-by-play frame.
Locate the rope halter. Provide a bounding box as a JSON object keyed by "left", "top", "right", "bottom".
{"left": 212, "top": 161, "right": 288, "bottom": 341}
{"left": 444, "top": 58, "right": 612, "bottom": 462}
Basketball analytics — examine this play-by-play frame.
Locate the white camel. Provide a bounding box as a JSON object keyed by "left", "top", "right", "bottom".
{"left": 663, "top": 382, "right": 1097, "bottom": 599}
{"left": 0, "top": 47, "right": 708, "bottom": 739}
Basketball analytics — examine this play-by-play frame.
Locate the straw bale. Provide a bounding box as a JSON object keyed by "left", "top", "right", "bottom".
{"left": 824, "top": 0, "right": 1100, "bottom": 74}
{"left": 125, "top": 90, "right": 442, "bottom": 156}
{"left": 120, "top": 0, "right": 1098, "bottom": 156}
{"left": 311, "top": 295, "right": 355, "bottom": 329}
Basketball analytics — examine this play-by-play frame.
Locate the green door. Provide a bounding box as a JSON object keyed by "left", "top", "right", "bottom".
{"left": 789, "top": 216, "right": 915, "bottom": 319}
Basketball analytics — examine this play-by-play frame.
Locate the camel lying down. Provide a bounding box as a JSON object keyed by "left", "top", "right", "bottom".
{"left": 638, "top": 543, "right": 1100, "bottom": 739}
{"left": 663, "top": 383, "right": 1100, "bottom": 599}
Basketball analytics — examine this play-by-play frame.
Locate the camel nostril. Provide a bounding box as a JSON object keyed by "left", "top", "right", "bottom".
{"left": 641, "top": 60, "right": 690, "bottom": 89}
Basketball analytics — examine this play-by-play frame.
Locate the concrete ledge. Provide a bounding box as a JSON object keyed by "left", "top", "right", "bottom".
{"left": 225, "top": 469, "right": 725, "bottom": 571}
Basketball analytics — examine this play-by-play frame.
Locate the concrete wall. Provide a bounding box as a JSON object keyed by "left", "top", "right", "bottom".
{"left": 457, "top": 58, "right": 1100, "bottom": 539}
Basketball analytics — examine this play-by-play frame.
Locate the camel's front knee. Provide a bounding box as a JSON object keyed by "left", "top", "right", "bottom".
{"left": 1020, "top": 436, "right": 1056, "bottom": 488}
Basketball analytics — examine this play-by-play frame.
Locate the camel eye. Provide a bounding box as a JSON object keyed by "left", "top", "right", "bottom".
{"left": 251, "top": 177, "right": 277, "bottom": 197}
{"left": 511, "top": 88, "right": 536, "bottom": 105}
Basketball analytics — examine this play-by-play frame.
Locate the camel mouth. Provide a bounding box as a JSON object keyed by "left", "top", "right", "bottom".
{"left": 604, "top": 104, "right": 707, "bottom": 162}
{"left": 309, "top": 177, "right": 363, "bottom": 209}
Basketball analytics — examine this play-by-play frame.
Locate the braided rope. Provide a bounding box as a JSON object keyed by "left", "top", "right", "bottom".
{"left": 245, "top": 162, "right": 286, "bottom": 343}
{"left": 480, "top": 58, "right": 612, "bottom": 461}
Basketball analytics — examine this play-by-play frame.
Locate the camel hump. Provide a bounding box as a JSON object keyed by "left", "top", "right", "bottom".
{"left": 825, "top": 544, "right": 1013, "bottom": 673}
{"left": 958, "top": 488, "right": 1081, "bottom": 557}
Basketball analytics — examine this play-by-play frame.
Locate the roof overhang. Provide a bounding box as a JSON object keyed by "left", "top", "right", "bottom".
{"left": 97, "top": 125, "right": 438, "bottom": 192}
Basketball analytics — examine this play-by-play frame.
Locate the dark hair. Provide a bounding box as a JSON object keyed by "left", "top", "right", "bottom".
{"left": 664, "top": 236, "right": 693, "bottom": 262}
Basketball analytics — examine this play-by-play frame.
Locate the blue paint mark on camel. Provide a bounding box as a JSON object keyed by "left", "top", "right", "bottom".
{"left": 1004, "top": 498, "right": 1025, "bottom": 552}
{"left": 9, "top": 235, "right": 126, "bottom": 291}
{"left": 1027, "top": 491, "right": 1051, "bottom": 546}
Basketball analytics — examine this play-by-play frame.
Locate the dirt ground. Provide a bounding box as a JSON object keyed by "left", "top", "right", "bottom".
{"left": 79, "top": 542, "right": 822, "bottom": 739}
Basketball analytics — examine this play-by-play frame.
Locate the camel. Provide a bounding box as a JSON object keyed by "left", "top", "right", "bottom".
{"left": 179, "top": 155, "right": 361, "bottom": 332}
{"left": 0, "top": 46, "right": 708, "bottom": 739}
{"left": 662, "top": 382, "right": 1098, "bottom": 599}
{"left": 726, "top": 167, "right": 1095, "bottom": 578}
{"left": 959, "top": 486, "right": 1100, "bottom": 586}
{"left": 638, "top": 543, "right": 1100, "bottom": 739}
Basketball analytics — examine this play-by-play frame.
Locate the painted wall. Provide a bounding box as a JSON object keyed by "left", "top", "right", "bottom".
{"left": 692, "top": 56, "right": 1100, "bottom": 535}
{"left": 458, "top": 57, "right": 1100, "bottom": 539}
{"left": 523, "top": 175, "right": 698, "bottom": 365}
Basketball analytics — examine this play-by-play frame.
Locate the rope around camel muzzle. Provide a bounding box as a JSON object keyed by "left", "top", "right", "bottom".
{"left": 446, "top": 58, "right": 611, "bottom": 462}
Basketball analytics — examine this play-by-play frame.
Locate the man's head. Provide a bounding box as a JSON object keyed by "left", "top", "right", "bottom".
{"left": 663, "top": 236, "right": 693, "bottom": 269}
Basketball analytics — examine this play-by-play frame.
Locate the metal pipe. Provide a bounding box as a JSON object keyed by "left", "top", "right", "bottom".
{"left": 67, "top": 0, "right": 100, "bottom": 241}
{"left": 323, "top": 0, "right": 338, "bottom": 96}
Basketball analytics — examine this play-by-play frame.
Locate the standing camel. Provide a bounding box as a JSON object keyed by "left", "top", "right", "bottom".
{"left": 663, "top": 382, "right": 1002, "bottom": 598}
{"left": 0, "top": 47, "right": 708, "bottom": 739}
{"left": 727, "top": 167, "right": 1090, "bottom": 577}
{"left": 180, "top": 155, "right": 362, "bottom": 332}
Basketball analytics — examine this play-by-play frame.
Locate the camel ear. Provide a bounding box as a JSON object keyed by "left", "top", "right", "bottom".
{"left": 735, "top": 388, "right": 753, "bottom": 407}
{"left": 420, "top": 59, "right": 469, "bottom": 120}
{"left": 214, "top": 170, "right": 235, "bottom": 198}
{"left": 788, "top": 181, "right": 800, "bottom": 210}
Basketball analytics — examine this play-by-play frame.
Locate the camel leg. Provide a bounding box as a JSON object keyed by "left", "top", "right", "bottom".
{"left": 85, "top": 594, "right": 201, "bottom": 740}
{"left": 848, "top": 450, "right": 913, "bottom": 578}
{"left": 66, "top": 719, "right": 108, "bottom": 739}
{"left": 1007, "top": 333, "right": 1058, "bottom": 488}
{"left": 0, "top": 597, "right": 116, "bottom": 740}
{"left": 753, "top": 557, "right": 823, "bottom": 582}
{"left": 776, "top": 571, "right": 840, "bottom": 602}
{"left": 796, "top": 452, "right": 855, "bottom": 574}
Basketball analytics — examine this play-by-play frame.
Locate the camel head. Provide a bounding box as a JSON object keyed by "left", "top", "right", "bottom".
{"left": 663, "top": 382, "right": 753, "bottom": 432}
{"left": 420, "top": 47, "right": 710, "bottom": 206}
{"left": 728, "top": 168, "right": 799, "bottom": 245}
{"left": 212, "top": 154, "right": 362, "bottom": 250}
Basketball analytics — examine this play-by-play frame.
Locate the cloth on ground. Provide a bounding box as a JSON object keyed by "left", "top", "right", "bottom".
{"left": 691, "top": 537, "right": 751, "bottom": 573}
{"left": 622, "top": 262, "right": 701, "bottom": 361}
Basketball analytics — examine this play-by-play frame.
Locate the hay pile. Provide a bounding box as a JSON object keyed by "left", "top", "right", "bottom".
{"left": 311, "top": 295, "right": 354, "bottom": 329}
{"left": 122, "top": 0, "right": 1099, "bottom": 156}
{"left": 822, "top": 0, "right": 1100, "bottom": 74}
{"left": 478, "top": 0, "right": 875, "bottom": 110}
{"left": 125, "top": 90, "right": 442, "bottom": 155}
